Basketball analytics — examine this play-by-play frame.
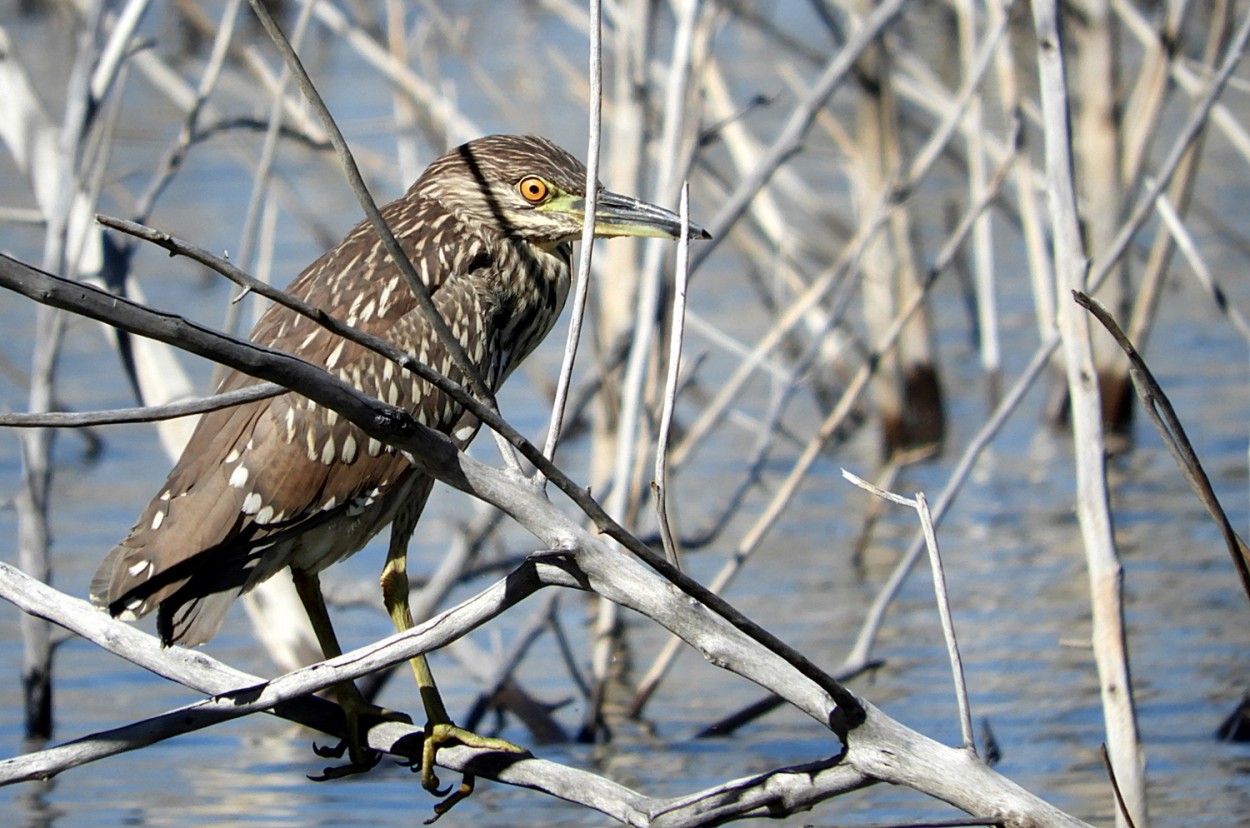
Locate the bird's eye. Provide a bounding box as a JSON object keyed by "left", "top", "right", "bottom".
{"left": 517, "top": 176, "right": 550, "bottom": 204}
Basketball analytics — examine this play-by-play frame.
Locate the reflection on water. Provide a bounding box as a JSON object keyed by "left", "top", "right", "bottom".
{"left": 2, "top": 4, "right": 1250, "bottom": 828}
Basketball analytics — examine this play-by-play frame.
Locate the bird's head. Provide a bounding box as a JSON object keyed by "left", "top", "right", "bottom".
{"left": 415, "top": 134, "right": 710, "bottom": 248}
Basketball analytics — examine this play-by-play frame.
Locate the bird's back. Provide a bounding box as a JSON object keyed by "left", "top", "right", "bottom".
{"left": 92, "top": 188, "right": 572, "bottom": 646}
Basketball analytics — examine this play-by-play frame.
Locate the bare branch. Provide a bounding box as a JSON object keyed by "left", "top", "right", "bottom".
{"left": 652, "top": 184, "right": 692, "bottom": 569}
{"left": 1075, "top": 290, "right": 1250, "bottom": 606}
{"left": 841, "top": 474, "right": 974, "bottom": 752}
{"left": 0, "top": 383, "right": 283, "bottom": 427}
{"left": 540, "top": 0, "right": 603, "bottom": 469}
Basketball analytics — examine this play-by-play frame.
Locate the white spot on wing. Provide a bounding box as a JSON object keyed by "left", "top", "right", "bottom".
{"left": 379, "top": 277, "right": 398, "bottom": 314}
{"left": 127, "top": 559, "right": 153, "bottom": 578}
{"left": 242, "top": 492, "right": 263, "bottom": 515}
{"left": 229, "top": 465, "right": 249, "bottom": 488}
{"left": 150, "top": 510, "right": 164, "bottom": 531}
{"left": 326, "top": 340, "right": 346, "bottom": 369}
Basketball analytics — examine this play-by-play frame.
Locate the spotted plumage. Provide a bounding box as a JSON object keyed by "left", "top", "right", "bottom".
{"left": 91, "top": 134, "right": 706, "bottom": 650}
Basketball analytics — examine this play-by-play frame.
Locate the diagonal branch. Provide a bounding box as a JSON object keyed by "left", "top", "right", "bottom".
{"left": 0, "top": 251, "right": 1096, "bottom": 827}
{"left": 1075, "top": 290, "right": 1250, "bottom": 606}
{"left": 0, "top": 250, "right": 866, "bottom": 735}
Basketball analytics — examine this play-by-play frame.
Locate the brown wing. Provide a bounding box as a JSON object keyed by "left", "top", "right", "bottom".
{"left": 91, "top": 196, "right": 497, "bottom": 644}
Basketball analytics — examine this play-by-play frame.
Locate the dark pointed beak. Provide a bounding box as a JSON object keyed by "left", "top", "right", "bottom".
{"left": 577, "top": 190, "right": 711, "bottom": 241}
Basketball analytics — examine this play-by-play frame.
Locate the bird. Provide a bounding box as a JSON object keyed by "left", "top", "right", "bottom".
{"left": 90, "top": 134, "right": 708, "bottom": 812}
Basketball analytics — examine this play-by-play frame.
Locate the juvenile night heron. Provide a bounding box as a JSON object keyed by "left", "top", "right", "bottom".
{"left": 91, "top": 134, "right": 707, "bottom": 809}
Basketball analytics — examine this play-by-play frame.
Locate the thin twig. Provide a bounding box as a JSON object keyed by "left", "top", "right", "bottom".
{"left": 841, "top": 473, "right": 975, "bottom": 752}
{"left": 652, "top": 184, "right": 692, "bottom": 568}
{"left": 1075, "top": 290, "right": 1250, "bottom": 606}
{"left": 915, "top": 492, "right": 975, "bottom": 753}
{"left": 846, "top": 338, "right": 1055, "bottom": 668}
{"left": 540, "top": 0, "right": 602, "bottom": 469}
{"left": 1100, "top": 744, "right": 1140, "bottom": 828}
{"left": 0, "top": 383, "right": 284, "bottom": 427}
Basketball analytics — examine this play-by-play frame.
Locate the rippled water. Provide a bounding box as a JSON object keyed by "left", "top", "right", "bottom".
{"left": 2, "top": 4, "right": 1250, "bottom": 827}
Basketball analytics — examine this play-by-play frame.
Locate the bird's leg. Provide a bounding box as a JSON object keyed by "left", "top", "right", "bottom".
{"left": 291, "top": 569, "right": 410, "bottom": 778}
{"left": 380, "top": 520, "right": 526, "bottom": 818}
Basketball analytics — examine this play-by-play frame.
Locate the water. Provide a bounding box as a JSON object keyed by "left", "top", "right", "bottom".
{"left": 2, "top": 2, "right": 1250, "bottom": 826}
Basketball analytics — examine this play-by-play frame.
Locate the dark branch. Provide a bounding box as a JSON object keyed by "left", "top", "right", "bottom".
{"left": 0, "top": 251, "right": 864, "bottom": 737}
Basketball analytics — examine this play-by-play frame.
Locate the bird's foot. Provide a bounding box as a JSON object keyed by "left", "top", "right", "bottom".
{"left": 416, "top": 722, "right": 525, "bottom": 794}
{"left": 309, "top": 704, "right": 413, "bottom": 781}
{"left": 401, "top": 722, "right": 527, "bottom": 822}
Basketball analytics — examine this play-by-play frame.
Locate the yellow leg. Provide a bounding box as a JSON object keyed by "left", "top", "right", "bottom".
{"left": 381, "top": 516, "right": 525, "bottom": 819}
{"left": 292, "top": 569, "right": 409, "bottom": 777}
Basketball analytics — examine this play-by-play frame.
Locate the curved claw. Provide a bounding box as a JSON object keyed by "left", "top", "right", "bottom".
{"left": 412, "top": 723, "right": 529, "bottom": 818}
{"left": 311, "top": 740, "right": 348, "bottom": 760}
{"left": 398, "top": 738, "right": 451, "bottom": 795}
{"left": 309, "top": 701, "right": 411, "bottom": 779}
{"left": 418, "top": 749, "right": 444, "bottom": 796}
{"left": 307, "top": 747, "right": 383, "bottom": 781}
{"left": 406, "top": 762, "right": 452, "bottom": 798}
{"left": 423, "top": 776, "right": 475, "bottom": 824}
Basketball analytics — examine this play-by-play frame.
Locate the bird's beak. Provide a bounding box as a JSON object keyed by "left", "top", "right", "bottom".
{"left": 574, "top": 190, "right": 712, "bottom": 241}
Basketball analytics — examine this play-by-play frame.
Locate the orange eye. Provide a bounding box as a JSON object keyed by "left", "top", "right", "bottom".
{"left": 517, "top": 176, "right": 549, "bottom": 203}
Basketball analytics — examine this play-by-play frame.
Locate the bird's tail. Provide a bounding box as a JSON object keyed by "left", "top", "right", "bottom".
{"left": 89, "top": 540, "right": 165, "bottom": 622}
{"left": 90, "top": 538, "right": 240, "bottom": 646}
